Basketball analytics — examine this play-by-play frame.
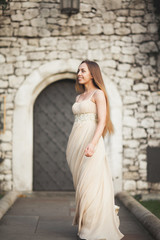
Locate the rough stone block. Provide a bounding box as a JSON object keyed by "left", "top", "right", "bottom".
{"left": 1, "top": 130, "right": 12, "bottom": 142}
{"left": 0, "top": 80, "right": 8, "bottom": 88}
{"left": 57, "top": 39, "right": 71, "bottom": 50}
{"left": 135, "top": 53, "right": 148, "bottom": 65}
{"left": 15, "top": 68, "right": 32, "bottom": 76}
{"left": 133, "top": 128, "right": 147, "bottom": 138}
{"left": 124, "top": 180, "right": 136, "bottom": 191}
{"left": 124, "top": 171, "right": 139, "bottom": 180}
{"left": 0, "top": 54, "right": 5, "bottom": 63}
{"left": 147, "top": 104, "right": 156, "bottom": 112}
{"left": 133, "top": 83, "right": 148, "bottom": 91}
{"left": 0, "top": 27, "right": 13, "bottom": 37}
{"left": 141, "top": 117, "right": 154, "bottom": 128}
{"left": 57, "top": 51, "right": 70, "bottom": 59}
{"left": 115, "top": 27, "right": 130, "bottom": 35}
{"left": 134, "top": 3, "right": 145, "bottom": 9}
{"left": 103, "top": 11, "right": 116, "bottom": 21}
{"left": 129, "top": 165, "right": 139, "bottom": 171}
{"left": 123, "top": 159, "right": 134, "bottom": 166}
{"left": 139, "top": 161, "right": 147, "bottom": 169}
{"left": 40, "top": 37, "right": 57, "bottom": 46}
{"left": 31, "top": 18, "right": 46, "bottom": 27}
{"left": 142, "top": 65, "right": 155, "bottom": 78}
{"left": 148, "top": 23, "right": 158, "bottom": 34}
{"left": 11, "top": 14, "right": 24, "bottom": 22}
{"left": 124, "top": 108, "right": 134, "bottom": 115}
{"left": 17, "top": 27, "right": 38, "bottom": 37}
{"left": 123, "top": 116, "right": 137, "bottom": 128}
{"left": 123, "top": 139, "right": 139, "bottom": 148}
{"left": 4, "top": 174, "right": 12, "bottom": 181}
{"left": 115, "top": 70, "right": 127, "bottom": 78}
{"left": 148, "top": 139, "right": 160, "bottom": 147}
{"left": 90, "top": 24, "right": 102, "bottom": 34}
{"left": 117, "top": 17, "right": 126, "bottom": 22}
{"left": 24, "top": 9, "right": 39, "bottom": 20}
{"left": 140, "top": 42, "right": 158, "bottom": 53}
{"left": 40, "top": 8, "right": 50, "bottom": 18}
{"left": 22, "top": 2, "right": 39, "bottom": 8}
{"left": 131, "top": 23, "right": 147, "bottom": 33}
{"left": 1, "top": 181, "right": 12, "bottom": 191}
{"left": 103, "top": 23, "right": 114, "bottom": 35}
{"left": 105, "top": 60, "right": 116, "bottom": 68}
{"left": 9, "top": 75, "right": 24, "bottom": 88}
{"left": 118, "top": 63, "right": 131, "bottom": 71}
{"left": 124, "top": 148, "right": 137, "bottom": 158}
{"left": 87, "top": 49, "right": 103, "bottom": 60}
{"left": 137, "top": 180, "right": 148, "bottom": 190}
{"left": 104, "top": 0, "right": 122, "bottom": 10}
{"left": 38, "top": 28, "right": 51, "bottom": 37}
{"left": 10, "top": 2, "right": 21, "bottom": 9}
{"left": 0, "top": 174, "right": 4, "bottom": 181}
{"left": 122, "top": 46, "right": 138, "bottom": 55}
{"left": 123, "top": 127, "right": 132, "bottom": 139}
{"left": 45, "top": 51, "right": 57, "bottom": 60}
{"left": 28, "top": 39, "right": 39, "bottom": 46}
{"left": 111, "top": 46, "right": 121, "bottom": 53}
{"left": 72, "top": 39, "right": 88, "bottom": 50}
{"left": 119, "top": 54, "right": 135, "bottom": 63}
{"left": 130, "top": 10, "right": 144, "bottom": 16}
{"left": 0, "top": 64, "right": 13, "bottom": 75}
{"left": 80, "top": 3, "right": 91, "bottom": 12}
{"left": 1, "top": 143, "right": 12, "bottom": 151}
{"left": 116, "top": 9, "right": 129, "bottom": 16}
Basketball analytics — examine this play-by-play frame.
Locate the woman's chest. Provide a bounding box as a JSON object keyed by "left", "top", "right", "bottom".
{"left": 72, "top": 100, "right": 97, "bottom": 115}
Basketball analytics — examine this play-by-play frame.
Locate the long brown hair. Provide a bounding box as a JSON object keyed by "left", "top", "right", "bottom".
{"left": 75, "top": 60, "right": 114, "bottom": 137}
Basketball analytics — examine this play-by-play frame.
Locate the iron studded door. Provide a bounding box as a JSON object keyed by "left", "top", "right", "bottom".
{"left": 33, "top": 79, "right": 76, "bottom": 191}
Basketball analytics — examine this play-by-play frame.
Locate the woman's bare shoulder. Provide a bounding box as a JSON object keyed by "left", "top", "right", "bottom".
{"left": 75, "top": 94, "right": 81, "bottom": 102}
{"left": 94, "top": 89, "right": 105, "bottom": 98}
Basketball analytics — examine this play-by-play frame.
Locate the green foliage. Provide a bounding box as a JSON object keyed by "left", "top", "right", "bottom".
{"left": 140, "top": 200, "right": 160, "bottom": 219}
{"left": 0, "top": 193, "right": 4, "bottom": 199}
{"left": 0, "top": 0, "right": 9, "bottom": 11}
{"left": 134, "top": 195, "right": 160, "bottom": 219}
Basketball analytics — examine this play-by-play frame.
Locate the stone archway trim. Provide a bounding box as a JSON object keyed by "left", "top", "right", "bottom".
{"left": 12, "top": 59, "right": 123, "bottom": 193}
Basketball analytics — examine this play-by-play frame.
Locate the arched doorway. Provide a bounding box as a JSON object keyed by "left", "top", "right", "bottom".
{"left": 12, "top": 59, "right": 123, "bottom": 193}
{"left": 33, "top": 79, "right": 76, "bottom": 191}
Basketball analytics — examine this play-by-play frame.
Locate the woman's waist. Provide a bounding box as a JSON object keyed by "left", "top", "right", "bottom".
{"left": 74, "top": 112, "right": 98, "bottom": 122}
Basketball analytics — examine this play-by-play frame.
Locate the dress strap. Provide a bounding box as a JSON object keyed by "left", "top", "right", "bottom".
{"left": 89, "top": 89, "right": 98, "bottom": 100}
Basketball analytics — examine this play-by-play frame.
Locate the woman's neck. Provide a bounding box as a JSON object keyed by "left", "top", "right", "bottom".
{"left": 84, "top": 83, "right": 96, "bottom": 93}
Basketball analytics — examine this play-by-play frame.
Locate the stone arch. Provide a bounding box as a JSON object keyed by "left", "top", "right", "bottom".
{"left": 12, "top": 59, "right": 123, "bottom": 193}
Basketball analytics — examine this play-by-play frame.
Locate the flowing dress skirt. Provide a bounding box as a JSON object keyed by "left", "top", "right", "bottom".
{"left": 66, "top": 118, "right": 124, "bottom": 240}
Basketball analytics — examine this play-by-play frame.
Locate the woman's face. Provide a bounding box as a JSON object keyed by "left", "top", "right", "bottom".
{"left": 77, "top": 63, "right": 92, "bottom": 85}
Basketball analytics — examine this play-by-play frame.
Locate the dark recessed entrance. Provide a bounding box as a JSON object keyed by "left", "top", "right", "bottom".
{"left": 33, "top": 79, "right": 76, "bottom": 191}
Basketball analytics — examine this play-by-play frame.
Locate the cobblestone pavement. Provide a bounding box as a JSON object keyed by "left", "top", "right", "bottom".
{"left": 0, "top": 192, "right": 155, "bottom": 240}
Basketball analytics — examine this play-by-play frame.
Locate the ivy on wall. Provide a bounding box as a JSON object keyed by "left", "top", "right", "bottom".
{"left": 0, "top": 0, "right": 10, "bottom": 11}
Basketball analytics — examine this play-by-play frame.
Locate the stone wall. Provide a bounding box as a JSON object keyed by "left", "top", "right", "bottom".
{"left": 0, "top": 0, "right": 160, "bottom": 194}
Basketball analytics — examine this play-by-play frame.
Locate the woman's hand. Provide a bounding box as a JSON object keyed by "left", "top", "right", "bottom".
{"left": 84, "top": 143, "right": 95, "bottom": 157}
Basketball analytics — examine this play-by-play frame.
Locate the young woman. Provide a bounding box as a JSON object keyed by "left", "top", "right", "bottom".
{"left": 66, "top": 60, "right": 124, "bottom": 240}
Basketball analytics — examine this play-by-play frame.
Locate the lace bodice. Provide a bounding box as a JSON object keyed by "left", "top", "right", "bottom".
{"left": 72, "top": 99, "right": 97, "bottom": 115}
{"left": 72, "top": 91, "right": 98, "bottom": 122}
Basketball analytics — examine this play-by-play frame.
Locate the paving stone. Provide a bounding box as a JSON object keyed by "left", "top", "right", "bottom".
{"left": 0, "top": 215, "right": 39, "bottom": 234}
{"left": 0, "top": 233, "right": 32, "bottom": 240}
{"left": 0, "top": 193, "right": 156, "bottom": 240}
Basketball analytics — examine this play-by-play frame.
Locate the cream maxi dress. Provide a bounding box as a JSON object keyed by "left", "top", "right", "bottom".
{"left": 66, "top": 90, "right": 124, "bottom": 240}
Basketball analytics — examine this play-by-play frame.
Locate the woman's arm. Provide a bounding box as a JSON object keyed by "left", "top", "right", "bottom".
{"left": 84, "top": 89, "right": 106, "bottom": 157}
